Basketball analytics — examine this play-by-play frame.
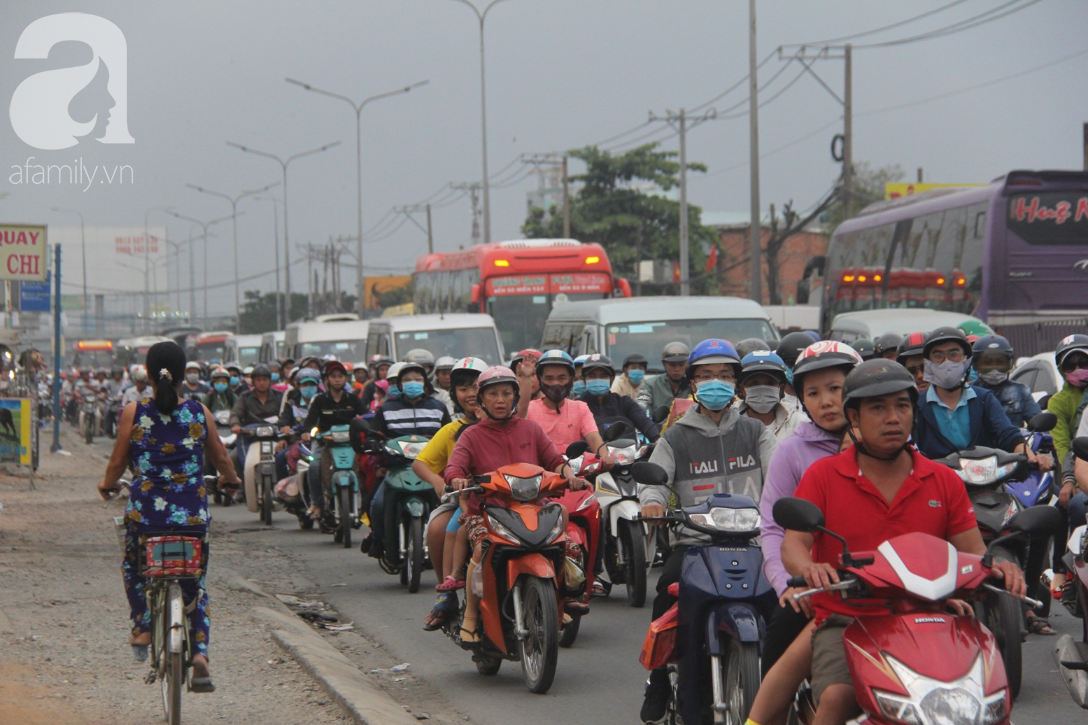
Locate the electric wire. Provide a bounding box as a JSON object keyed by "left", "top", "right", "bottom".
{"left": 781, "top": 0, "right": 975, "bottom": 47}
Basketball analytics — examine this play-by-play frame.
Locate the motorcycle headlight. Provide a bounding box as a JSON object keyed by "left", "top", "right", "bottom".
{"left": 873, "top": 653, "right": 997, "bottom": 725}
{"left": 575, "top": 493, "right": 597, "bottom": 512}
{"left": 874, "top": 692, "right": 924, "bottom": 725}
{"left": 609, "top": 444, "right": 638, "bottom": 466}
{"left": 981, "top": 692, "right": 1007, "bottom": 725}
{"left": 214, "top": 411, "right": 230, "bottom": 425}
{"left": 254, "top": 425, "right": 275, "bottom": 438}
{"left": 957, "top": 456, "right": 1016, "bottom": 485}
{"left": 689, "top": 507, "right": 760, "bottom": 534}
{"left": 329, "top": 430, "right": 350, "bottom": 443}
{"left": 920, "top": 687, "right": 981, "bottom": 725}
{"left": 503, "top": 473, "right": 542, "bottom": 502}
{"left": 487, "top": 513, "right": 521, "bottom": 544}
{"left": 399, "top": 440, "right": 427, "bottom": 459}
{"left": 546, "top": 514, "right": 566, "bottom": 544}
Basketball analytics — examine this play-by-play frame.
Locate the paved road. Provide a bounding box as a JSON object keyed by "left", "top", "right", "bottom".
{"left": 213, "top": 499, "right": 1086, "bottom": 725}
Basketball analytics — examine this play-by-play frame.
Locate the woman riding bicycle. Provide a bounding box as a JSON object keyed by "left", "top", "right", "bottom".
{"left": 98, "top": 341, "right": 240, "bottom": 693}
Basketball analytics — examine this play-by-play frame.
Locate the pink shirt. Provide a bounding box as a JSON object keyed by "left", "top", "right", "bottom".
{"left": 526, "top": 398, "right": 599, "bottom": 453}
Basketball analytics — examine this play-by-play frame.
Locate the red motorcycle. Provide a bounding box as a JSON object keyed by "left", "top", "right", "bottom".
{"left": 773, "top": 497, "right": 1057, "bottom": 725}
{"left": 1055, "top": 436, "right": 1088, "bottom": 708}
{"left": 555, "top": 442, "right": 602, "bottom": 648}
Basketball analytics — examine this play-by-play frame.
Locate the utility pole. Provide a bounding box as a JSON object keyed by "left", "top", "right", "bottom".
{"left": 1083, "top": 122, "right": 1088, "bottom": 171}
{"left": 748, "top": 0, "right": 762, "bottom": 304}
{"left": 394, "top": 204, "right": 434, "bottom": 254}
{"left": 451, "top": 182, "right": 482, "bottom": 244}
{"left": 520, "top": 152, "right": 570, "bottom": 236}
{"left": 648, "top": 108, "right": 718, "bottom": 296}
{"left": 843, "top": 44, "right": 854, "bottom": 220}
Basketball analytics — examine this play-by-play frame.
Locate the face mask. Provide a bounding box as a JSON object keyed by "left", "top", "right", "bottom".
{"left": 229, "top": 376, "right": 240, "bottom": 387}
{"left": 185, "top": 373, "right": 199, "bottom": 385}
{"left": 572, "top": 380, "right": 587, "bottom": 396}
{"left": 923, "top": 359, "right": 968, "bottom": 390}
{"left": 586, "top": 379, "right": 610, "bottom": 396}
{"left": 271, "top": 373, "right": 280, "bottom": 382}
{"left": 402, "top": 381, "right": 425, "bottom": 399}
{"left": 213, "top": 382, "right": 228, "bottom": 393}
{"left": 696, "top": 380, "right": 736, "bottom": 412}
{"left": 388, "top": 384, "right": 402, "bottom": 400}
{"left": 1066, "top": 368, "right": 1088, "bottom": 388}
{"left": 542, "top": 382, "right": 572, "bottom": 403}
{"left": 627, "top": 369, "right": 645, "bottom": 385}
{"left": 300, "top": 385, "right": 318, "bottom": 400}
{"left": 978, "top": 370, "right": 1008, "bottom": 386}
{"left": 743, "top": 385, "right": 781, "bottom": 414}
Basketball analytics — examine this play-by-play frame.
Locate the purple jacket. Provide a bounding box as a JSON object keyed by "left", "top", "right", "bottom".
{"left": 760, "top": 420, "right": 843, "bottom": 595}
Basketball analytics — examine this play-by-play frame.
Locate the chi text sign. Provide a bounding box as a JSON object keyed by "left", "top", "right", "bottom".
{"left": 0, "top": 225, "right": 47, "bottom": 281}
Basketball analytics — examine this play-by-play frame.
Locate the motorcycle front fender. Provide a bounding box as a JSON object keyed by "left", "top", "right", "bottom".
{"left": 404, "top": 496, "right": 426, "bottom": 518}
{"left": 331, "top": 470, "right": 358, "bottom": 493}
{"left": 608, "top": 499, "right": 642, "bottom": 538}
{"left": 707, "top": 602, "right": 765, "bottom": 650}
{"left": 507, "top": 553, "right": 557, "bottom": 584}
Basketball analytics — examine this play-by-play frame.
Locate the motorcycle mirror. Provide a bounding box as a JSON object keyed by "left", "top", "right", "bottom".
{"left": 1038, "top": 393, "right": 1053, "bottom": 411}
{"left": 772, "top": 498, "right": 826, "bottom": 532}
{"left": 602, "top": 420, "right": 634, "bottom": 443}
{"left": 631, "top": 461, "right": 668, "bottom": 486}
{"left": 1010, "top": 505, "right": 1062, "bottom": 538}
{"left": 565, "top": 440, "right": 590, "bottom": 459}
{"left": 1073, "top": 437, "right": 1088, "bottom": 462}
{"left": 1026, "top": 411, "right": 1057, "bottom": 433}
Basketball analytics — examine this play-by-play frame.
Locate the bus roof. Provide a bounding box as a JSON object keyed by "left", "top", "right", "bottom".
{"left": 228, "top": 334, "right": 263, "bottom": 346}
{"left": 371, "top": 313, "right": 498, "bottom": 331}
{"left": 288, "top": 319, "right": 369, "bottom": 343}
{"left": 196, "top": 331, "right": 232, "bottom": 343}
{"left": 545, "top": 296, "right": 771, "bottom": 325}
{"left": 415, "top": 239, "right": 607, "bottom": 272}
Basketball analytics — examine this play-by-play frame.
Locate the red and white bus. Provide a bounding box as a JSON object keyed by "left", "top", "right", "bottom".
{"left": 414, "top": 239, "right": 631, "bottom": 353}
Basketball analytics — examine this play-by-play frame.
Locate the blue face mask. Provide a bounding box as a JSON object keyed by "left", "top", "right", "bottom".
{"left": 627, "top": 369, "right": 645, "bottom": 385}
{"left": 572, "top": 380, "right": 586, "bottom": 396}
{"left": 402, "top": 381, "right": 425, "bottom": 399}
{"left": 388, "top": 384, "right": 402, "bottom": 400}
{"left": 213, "top": 382, "right": 228, "bottom": 393}
{"left": 586, "top": 379, "right": 611, "bottom": 396}
{"left": 300, "top": 385, "right": 318, "bottom": 400}
{"left": 271, "top": 373, "right": 280, "bottom": 382}
{"left": 967, "top": 367, "right": 979, "bottom": 385}
{"left": 696, "top": 380, "right": 736, "bottom": 412}
{"left": 229, "top": 376, "right": 240, "bottom": 387}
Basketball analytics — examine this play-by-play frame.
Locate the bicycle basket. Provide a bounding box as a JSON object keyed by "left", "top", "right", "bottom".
{"left": 144, "top": 536, "right": 203, "bottom": 578}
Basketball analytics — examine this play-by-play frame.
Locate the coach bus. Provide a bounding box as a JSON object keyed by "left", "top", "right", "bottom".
{"left": 414, "top": 239, "right": 631, "bottom": 353}
{"left": 807, "top": 170, "right": 1088, "bottom": 355}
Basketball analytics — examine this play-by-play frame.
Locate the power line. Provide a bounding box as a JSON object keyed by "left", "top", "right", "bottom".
{"left": 691, "top": 115, "right": 844, "bottom": 183}
{"left": 781, "top": 0, "right": 975, "bottom": 47}
{"left": 689, "top": 50, "right": 778, "bottom": 113}
{"left": 852, "top": 0, "right": 1041, "bottom": 49}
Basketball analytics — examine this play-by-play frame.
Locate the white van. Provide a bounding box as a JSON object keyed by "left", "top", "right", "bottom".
{"left": 541, "top": 297, "right": 779, "bottom": 373}
{"left": 827, "top": 309, "right": 989, "bottom": 344}
{"left": 366, "top": 314, "right": 504, "bottom": 366}
{"left": 225, "top": 334, "right": 262, "bottom": 366}
{"left": 285, "top": 314, "right": 369, "bottom": 360}
{"left": 259, "top": 331, "right": 285, "bottom": 363}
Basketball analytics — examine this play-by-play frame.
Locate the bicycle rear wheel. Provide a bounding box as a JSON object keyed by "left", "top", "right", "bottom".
{"left": 161, "top": 583, "right": 185, "bottom": 725}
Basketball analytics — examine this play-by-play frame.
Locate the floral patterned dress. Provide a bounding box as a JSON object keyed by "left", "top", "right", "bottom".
{"left": 122, "top": 396, "right": 211, "bottom": 657}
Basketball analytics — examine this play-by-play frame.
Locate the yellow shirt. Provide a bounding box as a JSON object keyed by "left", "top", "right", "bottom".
{"left": 415, "top": 418, "right": 470, "bottom": 475}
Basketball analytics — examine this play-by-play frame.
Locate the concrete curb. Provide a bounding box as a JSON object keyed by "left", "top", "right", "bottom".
{"left": 252, "top": 606, "right": 420, "bottom": 725}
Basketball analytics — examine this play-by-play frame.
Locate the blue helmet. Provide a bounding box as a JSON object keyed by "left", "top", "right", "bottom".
{"left": 739, "top": 350, "right": 789, "bottom": 384}
{"left": 538, "top": 349, "right": 575, "bottom": 377}
{"left": 686, "top": 339, "right": 740, "bottom": 379}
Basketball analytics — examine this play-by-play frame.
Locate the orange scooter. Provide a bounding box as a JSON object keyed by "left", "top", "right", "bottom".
{"left": 442, "top": 462, "right": 579, "bottom": 694}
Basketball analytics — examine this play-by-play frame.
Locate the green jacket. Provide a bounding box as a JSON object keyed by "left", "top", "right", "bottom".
{"left": 1049, "top": 381, "right": 1088, "bottom": 462}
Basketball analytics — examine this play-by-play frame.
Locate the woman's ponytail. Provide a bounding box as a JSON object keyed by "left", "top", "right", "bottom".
{"left": 146, "top": 341, "right": 186, "bottom": 415}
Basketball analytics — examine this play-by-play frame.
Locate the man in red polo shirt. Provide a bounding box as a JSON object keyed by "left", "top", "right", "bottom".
{"left": 777, "top": 359, "right": 1025, "bottom": 725}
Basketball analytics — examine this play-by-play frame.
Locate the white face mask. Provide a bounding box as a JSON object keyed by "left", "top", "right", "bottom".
{"left": 743, "top": 385, "right": 781, "bottom": 414}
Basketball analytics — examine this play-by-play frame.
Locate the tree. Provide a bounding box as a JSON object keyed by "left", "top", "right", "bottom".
{"left": 238, "top": 291, "right": 309, "bottom": 333}
{"left": 763, "top": 190, "right": 838, "bottom": 305}
{"left": 823, "top": 162, "right": 905, "bottom": 233}
{"left": 522, "top": 143, "right": 719, "bottom": 294}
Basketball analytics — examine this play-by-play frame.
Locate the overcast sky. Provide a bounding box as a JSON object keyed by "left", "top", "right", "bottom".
{"left": 2, "top": 0, "right": 1086, "bottom": 316}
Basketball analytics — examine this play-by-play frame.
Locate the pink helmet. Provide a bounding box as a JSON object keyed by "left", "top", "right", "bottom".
{"left": 477, "top": 365, "right": 517, "bottom": 391}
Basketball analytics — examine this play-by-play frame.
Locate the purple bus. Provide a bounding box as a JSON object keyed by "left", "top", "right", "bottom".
{"left": 806, "top": 170, "right": 1088, "bottom": 355}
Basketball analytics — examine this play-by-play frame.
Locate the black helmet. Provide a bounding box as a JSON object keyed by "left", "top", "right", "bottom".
{"left": 1056, "top": 334, "right": 1088, "bottom": 369}
{"left": 851, "top": 338, "right": 876, "bottom": 361}
{"left": 622, "top": 353, "right": 648, "bottom": 369}
{"left": 661, "top": 341, "right": 690, "bottom": 363}
{"left": 971, "top": 334, "right": 1014, "bottom": 367}
{"left": 895, "top": 332, "right": 927, "bottom": 364}
{"left": 735, "top": 338, "right": 770, "bottom": 360}
{"left": 250, "top": 364, "right": 272, "bottom": 379}
{"left": 581, "top": 353, "right": 615, "bottom": 378}
{"left": 842, "top": 359, "right": 918, "bottom": 411}
{"left": 776, "top": 332, "right": 817, "bottom": 368}
{"left": 923, "top": 326, "right": 972, "bottom": 359}
{"left": 873, "top": 333, "right": 903, "bottom": 357}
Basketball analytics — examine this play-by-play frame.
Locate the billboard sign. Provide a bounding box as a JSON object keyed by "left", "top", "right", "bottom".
{"left": 0, "top": 225, "right": 47, "bottom": 281}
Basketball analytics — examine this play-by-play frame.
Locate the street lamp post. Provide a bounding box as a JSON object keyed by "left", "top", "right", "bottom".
{"left": 143, "top": 207, "right": 173, "bottom": 332}
{"left": 248, "top": 195, "right": 282, "bottom": 328}
{"left": 451, "top": 0, "right": 511, "bottom": 246}
{"left": 185, "top": 181, "right": 280, "bottom": 330}
{"left": 226, "top": 140, "right": 340, "bottom": 326}
{"left": 50, "top": 206, "right": 86, "bottom": 334}
{"left": 285, "top": 78, "right": 428, "bottom": 316}
{"left": 166, "top": 212, "right": 234, "bottom": 327}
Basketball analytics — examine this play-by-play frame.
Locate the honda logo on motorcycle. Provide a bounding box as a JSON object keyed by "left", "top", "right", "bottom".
{"left": 1075, "top": 259, "right": 1088, "bottom": 273}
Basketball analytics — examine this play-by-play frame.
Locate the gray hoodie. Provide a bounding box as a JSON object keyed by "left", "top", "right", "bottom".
{"left": 641, "top": 404, "right": 777, "bottom": 544}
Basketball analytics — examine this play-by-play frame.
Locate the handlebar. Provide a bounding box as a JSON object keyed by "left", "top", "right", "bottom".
{"left": 792, "top": 577, "right": 858, "bottom": 601}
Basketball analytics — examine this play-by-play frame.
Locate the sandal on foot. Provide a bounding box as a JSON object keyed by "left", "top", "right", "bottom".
{"left": 131, "top": 644, "right": 149, "bottom": 662}
{"left": 436, "top": 575, "right": 466, "bottom": 592}
{"left": 190, "top": 660, "right": 216, "bottom": 693}
{"left": 423, "top": 608, "right": 448, "bottom": 631}
{"left": 459, "top": 619, "right": 482, "bottom": 646}
{"left": 1026, "top": 614, "right": 1057, "bottom": 636}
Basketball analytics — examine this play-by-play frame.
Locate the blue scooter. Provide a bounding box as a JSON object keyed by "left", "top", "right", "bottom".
{"left": 635, "top": 461, "right": 776, "bottom": 725}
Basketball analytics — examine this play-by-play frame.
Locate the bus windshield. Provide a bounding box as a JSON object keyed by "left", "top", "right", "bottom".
{"left": 195, "top": 342, "right": 228, "bottom": 362}
{"left": 236, "top": 346, "right": 260, "bottom": 366}
{"left": 489, "top": 292, "right": 605, "bottom": 352}
{"left": 606, "top": 318, "right": 779, "bottom": 373}
{"left": 395, "top": 328, "right": 502, "bottom": 366}
{"left": 299, "top": 340, "right": 368, "bottom": 359}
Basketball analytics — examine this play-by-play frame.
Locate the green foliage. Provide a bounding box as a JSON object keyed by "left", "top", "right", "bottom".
{"left": 824, "top": 162, "right": 905, "bottom": 233}
{"left": 521, "top": 143, "right": 718, "bottom": 294}
{"left": 239, "top": 291, "right": 309, "bottom": 333}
